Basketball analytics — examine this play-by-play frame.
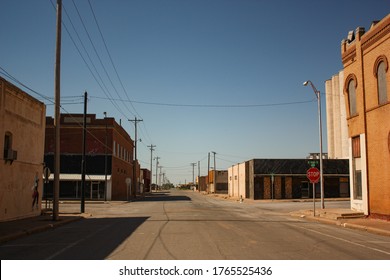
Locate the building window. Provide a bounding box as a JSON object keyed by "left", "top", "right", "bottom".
{"left": 348, "top": 79, "right": 357, "bottom": 116}
{"left": 352, "top": 136, "right": 361, "bottom": 158}
{"left": 4, "top": 132, "right": 12, "bottom": 151}
{"left": 113, "top": 141, "right": 116, "bottom": 156}
{"left": 354, "top": 170, "right": 362, "bottom": 200}
{"left": 376, "top": 60, "right": 388, "bottom": 105}
{"left": 352, "top": 136, "right": 362, "bottom": 200}
{"left": 3, "top": 132, "right": 17, "bottom": 162}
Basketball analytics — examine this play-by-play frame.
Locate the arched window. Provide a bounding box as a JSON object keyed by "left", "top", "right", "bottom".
{"left": 375, "top": 58, "right": 388, "bottom": 105}
{"left": 347, "top": 78, "right": 357, "bottom": 116}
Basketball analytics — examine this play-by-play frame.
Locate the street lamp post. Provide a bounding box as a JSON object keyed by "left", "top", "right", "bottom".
{"left": 303, "top": 80, "right": 325, "bottom": 209}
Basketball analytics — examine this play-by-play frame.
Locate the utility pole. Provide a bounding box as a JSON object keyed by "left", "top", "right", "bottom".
{"left": 103, "top": 112, "right": 108, "bottom": 201}
{"left": 53, "top": 0, "right": 62, "bottom": 221}
{"left": 154, "top": 156, "right": 160, "bottom": 190}
{"left": 207, "top": 152, "right": 210, "bottom": 192}
{"left": 191, "top": 162, "right": 197, "bottom": 186}
{"left": 212, "top": 151, "right": 216, "bottom": 193}
{"left": 128, "top": 117, "right": 143, "bottom": 199}
{"left": 147, "top": 145, "right": 156, "bottom": 192}
{"left": 81, "top": 91, "right": 87, "bottom": 213}
{"left": 159, "top": 166, "right": 163, "bottom": 187}
{"left": 198, "top": 161, "right": 200, "bottom": 192}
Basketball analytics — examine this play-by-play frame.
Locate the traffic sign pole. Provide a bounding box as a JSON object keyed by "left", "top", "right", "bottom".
{"left": 307, "top": 167, "right": 320, "bottom": 217}
{"left": 313, "top": 183, "right": 316, "bottom": 217}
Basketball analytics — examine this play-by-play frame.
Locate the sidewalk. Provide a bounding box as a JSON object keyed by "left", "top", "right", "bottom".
{"left": 208, "top": 192, "right": 390, "bottom": 237}
{"left": 0, "top": 213, "right": 84, "bottom": 244}
{"left": 290, "top": 208, "right": 390, "bottom": 237}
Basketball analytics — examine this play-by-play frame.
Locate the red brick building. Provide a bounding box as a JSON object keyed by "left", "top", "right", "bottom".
{"left": 45, "top": 114, "right": 145, "bottom": 200}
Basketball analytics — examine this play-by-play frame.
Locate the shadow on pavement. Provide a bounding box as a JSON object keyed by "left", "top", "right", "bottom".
{"left": 0, "top": 217, "right": 149, "bottom": 260}
{"left": 141, "top": 192, "right": 191, "bottom": 202}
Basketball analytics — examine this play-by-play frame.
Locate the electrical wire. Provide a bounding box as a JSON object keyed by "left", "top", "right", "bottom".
{"left": 89, "top": 95, "right": 316, "bottom": 108}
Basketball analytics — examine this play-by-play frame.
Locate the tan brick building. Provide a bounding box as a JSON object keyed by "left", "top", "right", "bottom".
{"left": 0, "top": 76, "right": 46, "bottom": 221}
{"left": 341, "top": 14, "right": 390, "bottom": 218}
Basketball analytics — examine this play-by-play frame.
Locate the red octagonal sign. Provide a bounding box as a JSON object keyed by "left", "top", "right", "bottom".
{"left": 306, "top": 167, "right": 320, "bottom": 183}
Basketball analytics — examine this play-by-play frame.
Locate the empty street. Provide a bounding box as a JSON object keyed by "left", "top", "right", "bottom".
{"left": 1, "top": 189, "right": 389, "bottom": 260}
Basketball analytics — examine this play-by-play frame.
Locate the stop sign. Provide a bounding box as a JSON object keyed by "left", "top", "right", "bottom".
{"left": 306, "top": 167, "right": 320, "bottom": 183}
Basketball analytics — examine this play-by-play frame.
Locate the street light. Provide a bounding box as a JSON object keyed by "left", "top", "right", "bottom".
{"left": 303, "top": 80, "right": 325, "bottom": 209}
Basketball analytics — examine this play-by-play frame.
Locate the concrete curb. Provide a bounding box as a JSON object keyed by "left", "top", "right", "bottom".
{"left": 292, "top": 213, "right": 390, "bottom": 237}
{"left": 340, "top": 222, "right": 390, "bottom": 237}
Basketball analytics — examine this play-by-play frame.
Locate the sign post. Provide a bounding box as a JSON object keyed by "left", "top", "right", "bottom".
{"left": 306, "top": 167, "right": 320, "bottom": 216}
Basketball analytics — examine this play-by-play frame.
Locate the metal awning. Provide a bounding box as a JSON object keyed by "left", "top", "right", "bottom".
{"left": 47, "top": 174, "right": 111, "bottom": 181}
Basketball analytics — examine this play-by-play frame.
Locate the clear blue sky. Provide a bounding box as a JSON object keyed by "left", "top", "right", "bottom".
{"left": 1, "top": 0, "right": 389, "bottom": 185}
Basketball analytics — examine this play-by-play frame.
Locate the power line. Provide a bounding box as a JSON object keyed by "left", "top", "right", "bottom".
{"left": 0, "top": 66, "right": 53, "bottom": 104}
{"left": 70, "top": 0, "right": 130, "bottom": 118}
{"left": 86, "top": 0, "right": 155, "bottom": 148}
{"left": 89, "top": 95, "right": 316, "bottom": 108}
{"left": 49, "top": 0, "right": 127, "bottom": 118}
{"left": 87, "top": 0, "right": 140, "bottom": 118}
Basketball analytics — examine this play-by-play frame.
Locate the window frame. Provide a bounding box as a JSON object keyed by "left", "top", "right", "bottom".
{"left": 374, "top": 56, "right": 388, "bottom": 105}
{"left": 344, "top": 74, "right": 358, "bottom": 117}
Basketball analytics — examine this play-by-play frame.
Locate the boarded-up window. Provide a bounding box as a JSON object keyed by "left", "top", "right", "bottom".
{"left": 348, "top": 79, "right": 357, "bottom": 116}
{"left": 354, "top": 170, "right": 362, "bottom": 200}
{"left": 377, "top": 61, "right": 388, "bottom": 105}
{"left": 352, "top": 136, "right": 361, "bottom": 158}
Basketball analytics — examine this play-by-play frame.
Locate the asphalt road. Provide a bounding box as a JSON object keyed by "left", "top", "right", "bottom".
{"left": 1, "top": 189, "right": 390, "bottom": 260}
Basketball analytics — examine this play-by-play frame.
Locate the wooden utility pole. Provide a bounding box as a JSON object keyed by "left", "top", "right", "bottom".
{"left": 207, "top": 152, "right": 210, "bottom": 191}
{"left": 212, "top": 151, "right": 216, "bottom": 193}
{"left": 81, "top": 91, "right": 87, "bottom": 213}
{"left": 128, "top": 117, "right": 143, "bottom": 199}
{"left": 154, "top": 156, "right": 160, "bottom": 189}
{"left": 53, "top": 0, "right": 62, "bottom": 221}
{"left": 191, "top": 162, "right": 196, "bottom": 186}
{"left": 147, "top": 144, "right": 156, "bottom": 191}
{"left": 198, "top": 161, "right": 200, "bottom": 192}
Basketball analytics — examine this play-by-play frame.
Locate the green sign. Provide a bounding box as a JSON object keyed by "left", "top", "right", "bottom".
{"left": 308, "top": 160, "right": 318, "bottom": 167}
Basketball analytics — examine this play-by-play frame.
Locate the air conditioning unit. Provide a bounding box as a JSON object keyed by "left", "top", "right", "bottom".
{"left": 4, "top": 149, "right": 17, "bottom": 161}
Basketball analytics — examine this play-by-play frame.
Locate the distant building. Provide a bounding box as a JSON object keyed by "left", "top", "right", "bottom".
{"left": 325, "top": 71, "right": 349, "bottom": 159}
{"left": 0, "top": 76, "right": 46, "bottom": 221}
{"left": 228, "top": 159, "right": 349, "bottom": 200}
{"left": 228, "top": 162, "right": 248, "bottom": 199}
{"left": 44, "top": 114, "right": 142, "bottom": 201}
{"left": 207, "top": 170, "right": 228, "bottom": 194}
{"left": 141, "top": 168, "right": 151, "bottom": 193}
{"left": 197, "top": 175, "right": 207, "bottom": 192}
{"left": 341, "top": 14, "right": 390, "bottom": 218}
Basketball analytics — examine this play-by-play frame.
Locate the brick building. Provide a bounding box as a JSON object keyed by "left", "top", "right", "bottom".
{"left": 228, "top": 159, "right": 349, "bottom": 200}
{"left": 0, "top": 76, "right": 46, "bottom": 221}
{"left": 207, "top": 170, "right": 228, "bottom": 194}
{"left": 141, "top": 168, "right": 151, "bottom": 193}
{"left": 341, "top": 14, "right": 390, "bottom": 218}
{"left": 44, "top": 114, "right": 142, "bottom": 201}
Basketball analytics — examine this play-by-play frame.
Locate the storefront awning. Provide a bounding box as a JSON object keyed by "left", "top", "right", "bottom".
{"left": 47, "top": 174, "right": 111, "bottom": 181}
